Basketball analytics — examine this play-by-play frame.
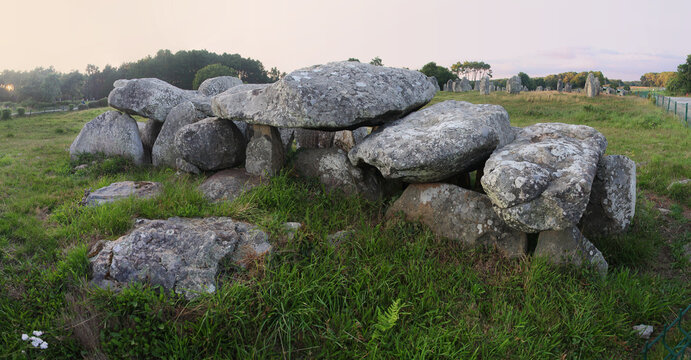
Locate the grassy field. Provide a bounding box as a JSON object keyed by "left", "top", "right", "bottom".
{"left": 0, "top": 91, "right": 689, "bottom": 359}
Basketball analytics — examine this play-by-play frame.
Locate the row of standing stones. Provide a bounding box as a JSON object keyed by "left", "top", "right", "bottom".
{"left": 70, "top": 62, "right": 635, "bottom": 299}
{"left": 444, "top": 72, "right": 603, "bottom": 97}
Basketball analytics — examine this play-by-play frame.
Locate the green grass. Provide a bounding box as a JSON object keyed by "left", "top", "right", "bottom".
{"left": 0, "top": 97, "right": 689, "bottom": 359}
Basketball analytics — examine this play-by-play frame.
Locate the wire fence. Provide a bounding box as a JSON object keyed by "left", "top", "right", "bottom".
{"left": 634, "top": 91, "right": 690, "bottom": 127}
{"left": 642, "top": 303, "right": 691, "bottom": 359}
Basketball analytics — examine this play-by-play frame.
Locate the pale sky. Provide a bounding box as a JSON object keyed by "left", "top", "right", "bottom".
{"left": 1, "top": 0, "right": 689, "bottom": 80}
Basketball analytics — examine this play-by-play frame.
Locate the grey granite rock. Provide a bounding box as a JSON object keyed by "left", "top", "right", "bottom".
{"left": 152, "top": 101, "right": 203, "bottom": 167}
{"left": 175, "top": 158, "right": 201, "bottom": 174}
{"left": 349, "top": 100, "right": 515, "bottom": 183}
{"left": 174, "top": 117, "right": 246, "bottom": 171}
{"left": 198, "top": 76, "right": 243, "bottom": 96}
{"left": 535, "top": 226, "right": 608, "bottom": 276}
{"left": 479, "top": 76, "right": 490, "bottom": 95}
{"left": 585, "top": 73, "right": 600, "bottom": 97}
{"left": 294, "top": 129, "right": 335, "bottom": 149}
{"left": 90, "top": 217, "right": 271, "bottom": 299}
{"left": 580, "top": 155, "right": 636, "bottom": 236}
{"left": 293, "top": 148, "right": 383, "bottom": 201}
{"left": 212, "top": 62, "right": 437, "bottom": 130}
{"left": 481, "top": 123, "right": 607, "bottom": 233}
{"left": 506, "top": 76, "right": 522, "bottom": 94}
{"left": 84, "top": 181, "right": 162, "bottom": 206}
{"left": 245, "top": 125, "right": 286, "bottom": 176}
{"left": 386, "top": 183, "right": 527, "bottom": 258}
{"left": 198, "top": 168, "right": 263, "bottom": 202}
{"left": 70, "top": 111, "right": 146, "bottom": 165}
{"left": 108, "top": 78, "right": 212, "bottom": 121}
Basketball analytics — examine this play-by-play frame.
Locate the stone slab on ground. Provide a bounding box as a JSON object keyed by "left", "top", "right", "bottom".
{"left": 84, "top": 181, "right": 162, "bottom": 206}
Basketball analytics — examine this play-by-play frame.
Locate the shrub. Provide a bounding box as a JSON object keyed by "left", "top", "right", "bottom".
{"left": 87, "top": 98, "right": 108, "bottom": 108}
{"left": 77, "top": 104, "right": 88, "bottom": 111}
{"left": 1, "top": 109, "right": 11, "bottom": 120}
{"left": 16, "top": 108, "right": 25, "bottom": 117}
{"left": 192, "top": 64, "right": 238, "bottom": 89}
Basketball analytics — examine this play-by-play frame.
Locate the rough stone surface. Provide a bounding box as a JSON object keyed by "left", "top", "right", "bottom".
{"left": 585, "top": 73, "right": 600, "bottom": 97}
{"left": 352, "top": 127, "right": 369, "bottom": 144}
{"left": 445, "top": 79, "right": 453, "bottom": 92}
{"left": 506, "top": 76, "right": 522, "bottom": 94}
{"left": 333, "top": 130, "right": 356, "bottom": 152}
{"left": 198, "top": 169, "right": 262, "bottom": 202}
{"left": 294, "top": 129, "right": 335, "bottom": 149}
{"left": 90, "top": 217, "right": 271, "bottom": 299}
{"left": 327, "top": 230, "right": 355, "bottom": 247}
{"left": 387, "top": 183, "right": 527, "bottom": 258}
{"left": 175, "top": 158, "right": 200, "bottom": 174}
{"left": 293, "top": 148, "right": 383, "bottom": 201}
{"left": 245, "top": 125, "right": 286, "bottom": 176}
{"left": 564, "top": 83, "right": 572, "bottom": 92}
{"left": 108, "top": 78, "right": 212, "bottom": 121}
{"left": 633, "top": 325, "right": 654, "bottom": 340}
{"left": 479, "top": 76, "right": 490, "bottom": 95}
{"left": 139, "top": 119, "right": 162, "bottom": 157}
{"left": 152, "top": 101, "right": 203, "bottom": 167}
{"left": 535, "top": 226, "right": 608, "bottom": 276}
{"left": 580, "top": 155, "right": 636, "bottom": 236}
{"left": 557, "top": 79, "right": 563, "bottom": 92}
{"left": 481, "top": 123, "right": 607, "bottom": 233}
{"left": 536, "top": 86, "right": 543, "bottom": 91}
{"left": 212, "top": 62, "right": 437, "bottom": 130}
{"left": 70, "top": 111, "right": 146, "bottom": 165}
{"left": 198, "top": 76, "right": 243, "bottom": 96}
{"left": 175, "top": 117, "right": 246, "bottom": 171}
{"left": 349, "top": 100, "right": 515, "bottom": 183}
{"left": 85, "top": 181, "right": 162, "bottom": 206}
{"left": 453, "top": 78, "right": 471, "bottom": 92}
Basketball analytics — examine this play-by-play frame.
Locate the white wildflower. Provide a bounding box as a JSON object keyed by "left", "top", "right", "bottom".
{"left": 40, "top": 341, "right": 48, "bottom": 349}
{"left": 32, "top": 331, "right": 43, "bottom": 336}
{"left": 21, "top": 334, "right": 29, "bottom": 341}
{"left": 31, "top": 339, "right": 42, "bottom": 348}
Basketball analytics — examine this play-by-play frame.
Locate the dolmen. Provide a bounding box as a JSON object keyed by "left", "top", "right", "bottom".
{"left": 72, "top": 61, "right": 635, "bottom": 297}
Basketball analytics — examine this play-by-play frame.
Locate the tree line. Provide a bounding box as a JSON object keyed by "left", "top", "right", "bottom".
{"left": 0, "top": 49, "right": 284, "bottom": 105}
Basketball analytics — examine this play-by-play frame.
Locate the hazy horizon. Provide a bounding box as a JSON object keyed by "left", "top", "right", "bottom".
{"left": 1, "top": 0, "right": 689, "bottom": 81}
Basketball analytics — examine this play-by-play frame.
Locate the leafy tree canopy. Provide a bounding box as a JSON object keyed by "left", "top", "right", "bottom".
{"left": 419, "top": 62, "right": 457, "bottom": 89}
{"left": 192, "top": 64, "right": 238, "bottom": 89}
{"left": 369, "top": 57, "right": 383, "bottom": 66}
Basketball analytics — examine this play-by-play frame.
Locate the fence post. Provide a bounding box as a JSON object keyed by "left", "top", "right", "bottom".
{"left": 686, "top": 103, "right": 689, "bottom": 126}
{"left": 674, "top": 101, "right": 677, "bottom": 115}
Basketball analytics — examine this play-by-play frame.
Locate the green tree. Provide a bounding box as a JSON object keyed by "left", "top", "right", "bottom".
{"left": 192, "top": 64, "right": 238, "bottom": 89}
{"left": 450, "top": 61, "right": 491, "bottom": 82}
{"left": 369, "top": 57, "right": 383, "bottom": 66}
{"left": 668, "top": 54, "right": 691, "bottom": 94}
{"left": 419, "top": 62, "right": 457, "bottom": 89}
{"left": 347, "top": 58, "right": 360, "bottom": 62}
{"left": 517, "top": 72, "right": 535, "bottom": 90}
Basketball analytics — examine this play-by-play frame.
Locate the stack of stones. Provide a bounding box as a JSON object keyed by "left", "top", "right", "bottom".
{"left": 72, "top": 61, "right": 635, "bottom": 277}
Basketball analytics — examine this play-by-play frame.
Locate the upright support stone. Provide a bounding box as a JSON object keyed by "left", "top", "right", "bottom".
{"left": 535, "top": 226, "right": 608, "bottom": 276}
{"left": 245, "top": 124, "right": 286, "bottom": 177}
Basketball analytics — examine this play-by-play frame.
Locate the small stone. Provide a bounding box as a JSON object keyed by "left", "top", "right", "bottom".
{"left": 633, "top": 324, "right": 654, "bottom": 339}
{"left": 283, "top": 222, "right": 302, "bottom": 240}
{"left": 327, "top": 230, "right": 355, "bottom": 247}
{"left": 535, "top": 226, "right": 608, "bottom": 276}
{"left": 198, "top": 169, "right": 262, "bottom": 202}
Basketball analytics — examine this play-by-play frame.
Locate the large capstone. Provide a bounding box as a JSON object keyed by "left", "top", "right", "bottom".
{"left": 108, "top": 78, "right": 212, "bottom": 122}
{"left": 506, "top": 75, "right": 522, "bottom": 94}
{"left": 174, "top": 117, "right": 246, "bottom": 171}
{"left": 211, "top": 61, "right": 437, "bottom": 130}
{"left": 580, "top": 155, "right": 636, "bottom": 236}
{"left": 197, "top": 76, "right": 243, "bottom": 96}
{"left": 70, "top": 111, "right": 146, "bottom": 165}
{"left": 387, "top": 183, "right": 527, "bottom": 258}
{"left": 535, "top": 226, "right": 608, "bottom": 276}
{"left": 90, "top": 217, "right": 271, "bottom": 299}
{"left": 84, "top": 181, "right": 162, "bottom": 206}
{"left": 481, "top": 123, "right": 607, "bottom": 233}
{"left": 293, "top": 148, "right": 383, "bottom": 201}
{"left": 349, "top": 100, "right": 515, "bottom": 183}
{"left": 152, "top": 101, "right": 204, "bottom": 167}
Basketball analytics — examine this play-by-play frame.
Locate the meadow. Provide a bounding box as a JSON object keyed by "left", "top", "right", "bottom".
{"left": 0, "top": 91, "right": 689, "bottom": 359}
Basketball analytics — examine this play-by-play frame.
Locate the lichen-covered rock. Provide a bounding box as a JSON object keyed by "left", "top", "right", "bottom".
{"left": 294, "top": 129, "right": 335, "bottom": 149}
{"left": 479, "top": 76, "right": 490, "bottom": 95}
{"left": 174, "top": 117, "right": 246, "bottom": 171}
{"left": 108, "top": 78, "right": 212, "bottom": 121}
{"left": 211, "top": 61, "right": 437, "bottom": 130}
{"left": 585, "top": 73, "right": 600, "bottom": 97}
{"left": 333, "top": 130, "right": 356, "bottom": 152}
{"left": 535, "top": 226, "right": 608, "bottom": 276}
{"left": 70, "top": 111, "right": 146, "bottom": 165}
{"left": 139, "top": 119, "right": 162, "bottom": 158}
{"left": 349, "top": 101, "right": 515, "bottom": 183}
{"left": 481, "top": 123, "right": 607, "bottom": 233}
{"left": 453, "top": 78, "right": 471, "bottom": 92}
{"left": 580, "top": 155, "right": 636, "bottom": 236}
{"left": 506, "top": 76, "right": 522, "bottom": 94}
{"left": 175, "top": 158, "right": 200, "bottom": 174}
{"left": 84, "top": 181, "right": 162, "bottom": 206}
{"left": 89, "top": 217, "right": 271, "bottom": 299}
{"left": 198, "top": 169, "right": 262, "bottom": 202}
{"left": 197, "top": 76, "right": 243, "bottom": 96}
{"left": 293, "top": 148, "right": 383, "bottom": 201}
{"left": 386, "top": 183, "right": 527, "bottom": 258}
{"left": 245, "top": 125, "right": 285, "bottom": 176}
{"left": 152, "top": 101, "right": 203, "bottom": 167}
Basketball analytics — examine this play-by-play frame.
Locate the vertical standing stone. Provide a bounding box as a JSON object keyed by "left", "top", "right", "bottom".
{"left": 557, "top": 79, "right": 563, "bottom": 92}
{"left": 245, "top": 124, "right": 286, "bottom": 176}
{"left": 535, "top": 226, "right": 608, "bottom": 276}
{"left": 479, "top": 76, "right": 490, "bottom": 95}
{"left": 506, "top": 76, "right": 522, "bottom": 94}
